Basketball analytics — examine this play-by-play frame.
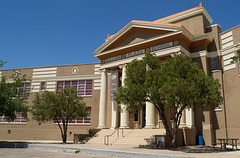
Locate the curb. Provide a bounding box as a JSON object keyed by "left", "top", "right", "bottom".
{"left": 0, "top": 142, "right": 198, "bottom": 158}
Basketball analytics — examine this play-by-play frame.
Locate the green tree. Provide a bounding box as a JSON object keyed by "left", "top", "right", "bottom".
{"left": 115, "top": 53, "right": 222, "bottom": 148}
{"left": 0, "top": 61, "right": 30, "bottom": 121}
{"left": 0, "top": 60, "right": 6, "bottom": 67}
{"left": 231, "top": 49, "right": 240, "bottom": 63}
{"left": 31, "top": 87, "right": 87, "bottom": 143}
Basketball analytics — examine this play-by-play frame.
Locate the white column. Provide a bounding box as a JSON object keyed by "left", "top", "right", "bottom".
{"left": 98, "top": 69, "right": 107, "bottom": 128}
{"left": 145, "top": 102, "right": 156, "bottom": 128}
{"left": 111, "top": 101, "right": 118, "bottom": 129}
{"left": 119, "top": 64, "right": 129, "bottom": 128}
{"left": 186, "top": 108, "right": 195, "bottom": 128}
{"left": 179, "top": 109, "right": 186, "bottom": 127}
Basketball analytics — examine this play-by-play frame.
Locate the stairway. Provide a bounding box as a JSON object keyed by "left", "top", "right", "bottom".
{"left": 86, "top": 128, "right": 166, "bottom": 146}
{"left": 85, "top": 129, "right": 116, "bottom": 144}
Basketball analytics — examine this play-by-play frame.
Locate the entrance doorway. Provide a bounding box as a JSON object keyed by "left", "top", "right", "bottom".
{"left": 129, "top": 106, "right": 146, "bottom": 129}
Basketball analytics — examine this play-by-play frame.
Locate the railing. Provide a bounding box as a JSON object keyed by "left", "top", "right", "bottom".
{"left": 104, "top": 128, "right": 125, "bottom": 145}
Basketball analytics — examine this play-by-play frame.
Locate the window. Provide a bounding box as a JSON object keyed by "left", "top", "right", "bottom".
{"left": 57, "top": 80, "right": 92, "bottom": 96}
{"left": 54, "top": 107, "right": 91, "bottom": 125}
{"left": 0, "top": 112, "right": 26, "bottom": 124}
{"left": 14, "top": 82, "right": 31, "bottom": 97}
{"left": 211, "top": 57, "right": 219, "bottom": 71}
{"left": 40, "top": 82, "right": 46, "bottom": 90}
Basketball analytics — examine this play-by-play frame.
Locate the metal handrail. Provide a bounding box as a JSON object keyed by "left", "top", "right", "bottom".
{"left": 104, "top": 128, "right": 124, "bottom": 145}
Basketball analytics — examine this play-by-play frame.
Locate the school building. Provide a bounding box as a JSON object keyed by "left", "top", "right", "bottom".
{"left": 0, "top": 3, "right": 240, "bottom": 146}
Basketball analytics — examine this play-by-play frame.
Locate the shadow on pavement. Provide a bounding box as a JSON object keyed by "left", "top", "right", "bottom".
{"left": 137, "top": 145, "right": 240, "bottom": 153}
{"left": 0, "top": 141, "right": 29, "bottom": 148}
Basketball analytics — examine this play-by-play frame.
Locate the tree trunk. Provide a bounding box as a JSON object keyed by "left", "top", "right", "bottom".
{"left": 155, "top": 104, "right": 174, "bottom": 148}
{"left": 155, "top": 103, "right": 184, "bottom": 148}
{"left": 57, "top": 120, "right": 65, "bottom": 143}
{"left": 62, "top": 132, "right": 67, "bottom": 143}
{"left": 170, "top": 109, "right": 183, "bottom": 148}
{"left": 171, "top": 126, "right": 178, "bottom": 148}
{"left": 62, "top": 122, "right": 68, "bottom": 143}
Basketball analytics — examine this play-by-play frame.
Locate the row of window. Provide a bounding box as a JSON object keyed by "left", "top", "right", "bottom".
{"left": 12, "top": 82, "right": 31, "bottom": 97}
{"left": 0, "top": 80, "right": 93, "bottom": 124}
{"left": 5, "top": 80, "right": 93, "bottom": 97}
{"left": 0, "top": 112, "right": 26, "bottom": 123}
{"left": 39, "top": 80, "right": 93, "bottom": 96}
{"left": 57, "top": 80, "right": 93, "bottom": 96}
{"left": 0, "top": 108, "right": 91, "bottom": 125}
{"left": 54, "top": 107, "right": 91, "bottom": 124}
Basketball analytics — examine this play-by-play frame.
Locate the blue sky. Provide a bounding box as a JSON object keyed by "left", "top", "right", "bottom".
{"left": 0, "top": 0, "right": 239, "bottom": 70}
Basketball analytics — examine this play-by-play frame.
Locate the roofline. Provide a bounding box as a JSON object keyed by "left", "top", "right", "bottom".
{"left": 0, "top": 62, "right": 100, "bottom": 71}
{"left": 220, "top": 24, "right": 240, "bottom": 35}
{"left": 154, "top": 6, "right": 213, "bottom": 24}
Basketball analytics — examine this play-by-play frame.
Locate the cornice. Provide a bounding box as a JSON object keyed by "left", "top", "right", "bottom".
{"left": 99, "top": 45, "right": 190, "bottom": 69}
{"left": 193, "top": 33, "right": 213, "bottom": 42}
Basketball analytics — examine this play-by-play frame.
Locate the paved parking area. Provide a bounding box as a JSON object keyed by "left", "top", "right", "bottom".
{"left": 0, "top": 148, "right": 121, "bottom": 158}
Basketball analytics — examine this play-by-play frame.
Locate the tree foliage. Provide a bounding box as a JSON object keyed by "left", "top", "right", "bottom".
{"left": 0, "top": 63, "right": 30, "bottom": 121}
{"left": 231, "top": 49, "right": 240, "bottom": 63}
{"left": 31, "top": 87, "right": 87, "bottom": 143}
{"left": 0, "top": 60, "right": 6, "bottom": 67}
{"left": 115, "top": 53, "right": 222, "bottom": 148}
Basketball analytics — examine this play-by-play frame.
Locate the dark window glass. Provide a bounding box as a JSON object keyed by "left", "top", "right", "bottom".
{"left": 40, "top": 82, "right": 46, "bottom": 90}
{"left": 211, "top": 57, "right": 218, "bottom": 71}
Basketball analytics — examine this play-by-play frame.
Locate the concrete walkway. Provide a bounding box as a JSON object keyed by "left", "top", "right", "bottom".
{"left": 1, "top": 141, "right": 240, "bottom": 158}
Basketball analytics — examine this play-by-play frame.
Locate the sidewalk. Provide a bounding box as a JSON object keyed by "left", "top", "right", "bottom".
{"left": 1, "top": 140, "right": 240, "bottom": 158}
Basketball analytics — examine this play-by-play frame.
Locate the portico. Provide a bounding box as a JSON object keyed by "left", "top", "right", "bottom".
{"left": 94, "top": 6, "right": 213, "bottom": 130}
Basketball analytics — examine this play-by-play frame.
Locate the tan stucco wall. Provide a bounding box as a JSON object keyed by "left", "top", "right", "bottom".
{"left": 173, "top": 14, "right": 205, "bottom": 36}
{"left": 118, "top": 32, "right": 158, "bottom": 48}
{"left": 57, "top": 63, "right": 95, "bottom": 77}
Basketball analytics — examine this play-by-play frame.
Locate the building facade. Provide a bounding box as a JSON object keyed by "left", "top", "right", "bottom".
{"left": 0, "top": 63, "right": 102, "bottom": 141}
{"left": 1, "top": 3, "right": 240, "bottom": 145}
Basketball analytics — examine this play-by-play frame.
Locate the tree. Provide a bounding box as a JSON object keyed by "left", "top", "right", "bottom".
{"left": 115, "top": 53, "right": 222, "bottom": 148}
{"left": 0, "top": 60, "right": 6, "bottom": 67}
{"left": 231, "top": 49, "right": 240, "bottom": 63}
{"left": 0, "top": 61, "right": 30, "bottom": 121}
{"left": 31, "top": 87, "right": 87, "bottom": 143}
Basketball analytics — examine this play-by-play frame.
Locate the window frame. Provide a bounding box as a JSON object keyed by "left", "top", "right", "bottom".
{"left": 40, "top": 82, "right": 46, "bottom": 91}
{"left": 0, "top": 111, "right": 27, "bottom": 124}
{"left": 211, "top": 57, "right": 219, "bottom": 72}
{"left": 54, "top": 107, "right": 91, "bottom": 125}
{"left": 57, "top": 80, "right": 93, "bottom": 97}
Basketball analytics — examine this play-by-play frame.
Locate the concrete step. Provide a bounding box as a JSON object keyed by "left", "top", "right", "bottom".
{"left": 86, "top": 128, "right": 166, "bottom": 146}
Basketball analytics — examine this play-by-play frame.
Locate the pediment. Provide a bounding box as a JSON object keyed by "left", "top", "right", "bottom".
{"left": 116, "top": 30, "right": 170, "bottom": 49}
{"left": 94, "top": 21, "right": 183, "bottom": 57}
{"left": 102, "top": 28, "right": 171, "bottom": 52}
